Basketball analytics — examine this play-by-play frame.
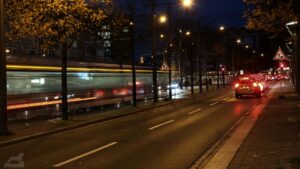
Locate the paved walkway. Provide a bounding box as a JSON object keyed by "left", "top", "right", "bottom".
{"left": 227, "top": 81, "right": 300, "bottom": 169}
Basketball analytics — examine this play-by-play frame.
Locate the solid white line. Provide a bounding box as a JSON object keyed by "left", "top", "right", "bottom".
{"left": 149, "top": 120, "right": 175, "bottom": 130}
{"left": 209, "top": 102, "right": 219, "bottom": 106}
{"left": 188, "top": 108, "right": 203, "bottom": 115}
{"left": 53, "top": 142, "right": 118, "bottom": 168}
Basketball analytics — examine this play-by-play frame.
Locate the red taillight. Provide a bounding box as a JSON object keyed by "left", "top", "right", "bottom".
{"left": 235, "top": 83, "right": 240, "bottom": 88}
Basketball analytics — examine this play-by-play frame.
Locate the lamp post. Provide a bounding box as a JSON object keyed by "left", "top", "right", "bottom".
{"left": 0, "top": 0, "right": 7, "bottom": 134}
{"left": 151, "top": 0, "right": 193, "bottom": 102}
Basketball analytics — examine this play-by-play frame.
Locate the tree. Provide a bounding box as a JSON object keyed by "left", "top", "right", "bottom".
{"left": 244, "top": 0, "right": 300, "bottom": 95}
{"left": 6, "top": 0, "right": 112, "bottom": 120}
{"left": 244, "top": 0, "right": 298, "bottom": 35}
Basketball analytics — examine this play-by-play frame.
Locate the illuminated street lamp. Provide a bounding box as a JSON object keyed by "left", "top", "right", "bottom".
{"left": 219, "top": 26, "right": 225, "bottom": 32}
{"left": 185, "top": 31, "right": 191, "bottom": 36}
{"left": 236, "top": 38, "right": 241, "bottom": 44}
{"left": 182, "top": 0, "right": 193, "bottom": 8}
{"left": 159, "top": 15, "right": 167, "bottom": 24}
{"left": 160, "top": 34, "right": 165, "bottom": 38}
{"left": 245, "top": 45, "right": 249, "bottom": 49}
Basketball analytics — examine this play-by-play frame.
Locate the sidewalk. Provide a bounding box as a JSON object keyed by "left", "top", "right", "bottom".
{"left": 227, "top": 81, "right": 300, "bottom": 169}
{"left": 0, "top": 85, "right": 229, "bottom": 147}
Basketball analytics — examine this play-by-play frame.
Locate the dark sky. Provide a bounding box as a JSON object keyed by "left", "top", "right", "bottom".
{"left": 197, "top": 0, "right": 245, "bottom": 28}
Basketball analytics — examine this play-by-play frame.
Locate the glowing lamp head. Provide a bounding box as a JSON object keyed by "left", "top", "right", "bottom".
{"left": 182, "top": 0, "right": 193, "bottom": 8}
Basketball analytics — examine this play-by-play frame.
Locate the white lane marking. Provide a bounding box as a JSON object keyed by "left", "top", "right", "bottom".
{"left": 53, "top": 142, "right": 118, "bottom": 168}
{"left": 222, "top": 97, "right": 230, "bottom": 101}
{"left": 209, "top": 102, "right": 219, "bottom": 106}
{"left": 149, "top": 120, "right": 175, "bottom": 130}
{"left": 188, "top": 108, "right": 203, "bottom": 115}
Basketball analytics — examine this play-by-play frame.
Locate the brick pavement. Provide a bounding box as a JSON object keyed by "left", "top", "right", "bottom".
{"left": 228, "top": 82, "right": 300, "bottom": 169}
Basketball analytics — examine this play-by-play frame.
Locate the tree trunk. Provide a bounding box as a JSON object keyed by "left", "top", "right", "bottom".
{"left": 198, "top": 58, "right": 203, "bottom": 94}
{"left": 189, "top": 47, "right": 194, "bottom": 95}
{"left": 61, "top": 42, "right": 68, "bottom": 120}
{"left": 0, "top": 0, "right": 7, "bottom": 134}
{"left": 295, "top": 27, "right": 300, "bottom": 96}
{"left": 205, "top": 70, "right": 209, "bottom": 92}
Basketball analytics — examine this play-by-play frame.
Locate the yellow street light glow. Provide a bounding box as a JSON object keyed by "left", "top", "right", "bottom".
{"left": 160, "top": 34, "right": 165, "bottom": 38}
{"left": 186, "top": 31, "right": 191, "bottom": 36}
{"left": 219, "top": 26, "right": 225, "bottom": 31}
{"left": 182, "top": 0, "right": 193, "bottom": 8}
{"left": 159, "top": 15, "right": 167, "bottom": 24}
{"left": 236, "top": 39, "right": 241, "bottom": 44}
{"left": 245, "top": 45, "right": 249, "bottom": 49}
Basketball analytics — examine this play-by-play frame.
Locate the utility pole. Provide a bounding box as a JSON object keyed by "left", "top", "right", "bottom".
{"left": 0, "top": 0, "right": 8, "bottom": 134}
{"left": 151, "top": 0, "right": 158, "bottom": 102}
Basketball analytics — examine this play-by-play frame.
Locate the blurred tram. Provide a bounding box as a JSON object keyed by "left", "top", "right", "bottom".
{"left": 6, "top": 63, "right": 172, "bottom": 120}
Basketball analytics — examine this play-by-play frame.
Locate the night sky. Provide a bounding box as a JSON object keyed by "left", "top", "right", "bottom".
{"left": 197, "top": 0, "right": 245, "bottom": 28}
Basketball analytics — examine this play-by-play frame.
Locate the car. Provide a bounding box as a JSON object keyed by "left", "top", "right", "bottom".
{"left": 167, "top": 82, "right": 179, "bottom": 89}
{"left": 234, "top": 77, "right": 262, "bottom": 99}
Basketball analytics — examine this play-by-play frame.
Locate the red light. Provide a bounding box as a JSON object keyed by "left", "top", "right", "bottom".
{"left": 253, "top": 82, "right": 258, "bottom": 87}
{"left": 280, "top": 63, "right": 284, "bottom": 68}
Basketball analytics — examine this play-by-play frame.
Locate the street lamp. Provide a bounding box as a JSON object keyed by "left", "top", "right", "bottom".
{"left": 159, "top": 15, "right": 167, "bottom": 24}
{"left": 185, "top": 31, "right": 191, "bottom": 36}
{"left": 182, "top": 0, "right": 193, "bottom": 8}
{"left": 219, "top": 26, "right": 225, "bottom": 32}
{"left": 160, "top": 34, "right": 165, "bottom": 39}
{"left": 236, "top": 38, "right": 241, "bottom": 44}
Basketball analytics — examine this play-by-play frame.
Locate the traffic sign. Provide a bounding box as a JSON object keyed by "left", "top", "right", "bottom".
{"left": 273, "top": 47, "right": 288, "bottom": 61}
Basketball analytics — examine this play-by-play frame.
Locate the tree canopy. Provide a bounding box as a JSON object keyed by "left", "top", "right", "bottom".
{"left": 6, "top": 0, "right": 112, "bottom": 46}
{"left": 244, "top": 0, "right": 299, "bottom": 35}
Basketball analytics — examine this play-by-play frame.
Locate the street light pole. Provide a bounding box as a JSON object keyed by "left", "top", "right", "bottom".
{"left": 0, "top": 0, "right": 8, "bottom": 134}
{"left": 129, "top": 0, "right": 137, "bottom": 107}
{"left": 151, "top": 0, "right": 158, "bottom": 102}
{"left": 167, "top": 2, "right": 172, "bottom": 100}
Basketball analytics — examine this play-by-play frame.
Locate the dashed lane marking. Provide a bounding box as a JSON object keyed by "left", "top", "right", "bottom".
{"left": 53, "top": 142, "right": 118, "bottom": 168}
{"left": 149, "top": 120, "right": 175, "bottom": 130}
{"left": 188, "top": 108, "right": 203, "bottom": 115}
{"left": 209, "top": 102, "right": 219, "bottom": 106}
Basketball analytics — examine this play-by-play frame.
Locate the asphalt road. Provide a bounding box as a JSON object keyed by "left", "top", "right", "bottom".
{"left": 0, "top": 85, "right": 270, "bottom": 169}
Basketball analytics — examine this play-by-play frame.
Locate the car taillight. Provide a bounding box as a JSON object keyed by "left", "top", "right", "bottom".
{"left": 253, "top": 82, "right": 258, "bottom": 87}
{"left": 235, "top": 83, "right": 240, "bottom": 88}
